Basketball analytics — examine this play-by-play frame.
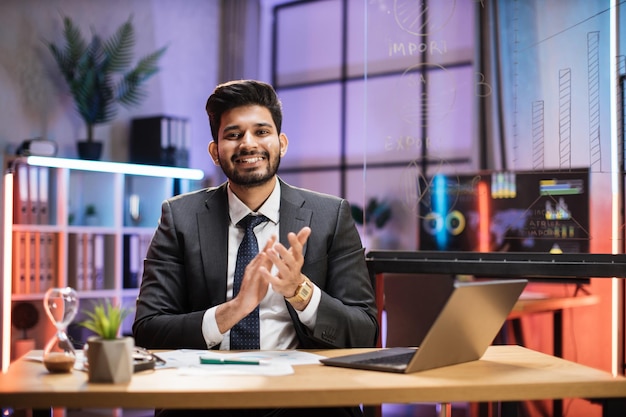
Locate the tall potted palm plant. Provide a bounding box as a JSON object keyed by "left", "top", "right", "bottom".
{"left": 47, "top": 15, "right": 167, "bottom": 160}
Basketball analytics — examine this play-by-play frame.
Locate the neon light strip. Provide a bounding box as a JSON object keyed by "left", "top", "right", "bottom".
{"left": 609, "top": 0, "right": 620, "bottom": 377}
{"left": 433, "top": 175, "right": 448, "bottom": 250}
{"left": 478, "top": 181, "right": 490, "bottom": 252}
{"left": 2, "top": 173, "right": 13, "bottom": 373}
{"left": 25, "top": 156, "right": 204, "bottom": 180}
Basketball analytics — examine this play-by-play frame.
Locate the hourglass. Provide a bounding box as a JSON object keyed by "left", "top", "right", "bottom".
{"left": 43, "top": 287, "right": 79, "bottom": 373}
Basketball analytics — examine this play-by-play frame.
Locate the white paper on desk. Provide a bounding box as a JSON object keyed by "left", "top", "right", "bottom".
{"left": 220, "top": 350, "right": 326, "bottom": 365}
{"left": 157, "top": 350, "right": 326, "bottom": 376}
{"left": 178, "top": 363, "right": 293, "bottom": 376}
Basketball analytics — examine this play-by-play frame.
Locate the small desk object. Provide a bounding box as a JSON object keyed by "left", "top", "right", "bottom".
{"left": 0, "top": 346, "right": 625, "bottom": 417}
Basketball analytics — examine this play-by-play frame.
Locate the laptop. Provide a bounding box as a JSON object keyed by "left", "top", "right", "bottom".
{"left": 320, "top": 279, "right": 527, "bottom": 373}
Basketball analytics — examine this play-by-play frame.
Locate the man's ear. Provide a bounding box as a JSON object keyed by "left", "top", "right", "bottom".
{"left": 208, "top": 141, "right": 220, "bottom": 165}
{"left": 279, "top": 133, "right": 288, "bottom": 157}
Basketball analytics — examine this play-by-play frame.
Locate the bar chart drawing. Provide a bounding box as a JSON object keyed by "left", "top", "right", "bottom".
{"left": 515, "top": 30, "right": 608, "bottom": 173}
{"left": 511, "top": 0, "right": 520, "bottom": 168}
{"left": 558, "top": 68, "right": 572, "bottom": 170}
{"left": 587, "top": 31, "right": 601, "bottom": 171}
{"left": 532, "top": 100, "right": 545, "bottom": 171}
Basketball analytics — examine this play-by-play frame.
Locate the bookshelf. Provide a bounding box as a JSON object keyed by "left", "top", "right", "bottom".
{"left": 1, "top": 156, "right": 204, "bottom": 372}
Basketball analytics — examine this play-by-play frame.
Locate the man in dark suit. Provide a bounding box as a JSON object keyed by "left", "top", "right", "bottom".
{"left": 133, "top": 80, "right": 378, "bottom": 417}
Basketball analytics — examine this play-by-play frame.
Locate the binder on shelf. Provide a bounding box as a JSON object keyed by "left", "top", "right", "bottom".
{"left": 27, "top": 232, "right": 38, "bottom": 293}
{"left": 41, "top": 232, "right": 56, "bottom": 292}
{"left": 42, "top": 233, "right": 57, "bottom": 291}
{"left": 93, "top": 234, "right": 105, "bottom": 290}
{"left": 30, "top": 232, "right": 42, "bottom": 294}
{"left": 123, "top": 234, "right": 140, "bottom": 288}
{"left": 12, "top": 232, "right": 26, "bottom": 295}
{"left": 138, "top": 234, "right": 151, "bottom": 285}
{"left": 69, "top": 233, "right": 85, "bottom": 291}
{"left": 75, "top": 233, "right": 82, "bottom": 291}
{"left": 160, "top": 118, "right": 168, "bottom": 151}
{"left": 13, "top": 164, "right": 49, "bottom": 225}
{"left": 20, "top": 232, "right": 27, "bottom": 293}
{"left": 39, "top": 233, "right": 46, "bottom": 293}
{"left": 14, "top": 163, "right": 30, "bottom": 224}
{"left": 83, "top": 233, "right": 93, "bottom": 291}
{"left": 37, "top": 166, "right": 50, "bottom": 224}
{"left": 28, "top": 165, "right": 39, "bottom": 225}
{"left": 11, "top": 232, "right": 18, "bottom": 294}
{"left": 130, "top": 115, "right": 190, "bottom": 167}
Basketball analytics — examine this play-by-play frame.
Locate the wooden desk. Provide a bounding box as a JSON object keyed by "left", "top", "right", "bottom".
{"left": 508, "top": 294, "right": 600, "bottom": 356}
{"left": 509, "top": 293, "right": 600, "bottom": 318}
{"left": 0, "top": 346, "right": 625, "bottom": 416}
{"left": 502, "top": 294, "right": 601, "bottom": 417}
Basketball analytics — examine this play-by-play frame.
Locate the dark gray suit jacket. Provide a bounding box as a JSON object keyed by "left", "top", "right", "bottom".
{"left": 132, "top": 179, "right": 379, "bottom": 350}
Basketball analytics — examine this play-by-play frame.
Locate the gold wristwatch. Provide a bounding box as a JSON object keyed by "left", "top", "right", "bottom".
{"left": 285, "top": 277, "right": 313, "bottom": 304}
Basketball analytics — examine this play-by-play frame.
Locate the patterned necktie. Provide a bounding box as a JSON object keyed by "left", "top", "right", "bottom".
{"left": 230, "top": 214, "right": 268, "bottom": 350}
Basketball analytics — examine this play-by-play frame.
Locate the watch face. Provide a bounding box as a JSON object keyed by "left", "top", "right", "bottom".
{"left": 300, "top": 282, "right": 312, "bottom": 298}
{"left": 288, "top": 280, "right": 312, "bottom": 302}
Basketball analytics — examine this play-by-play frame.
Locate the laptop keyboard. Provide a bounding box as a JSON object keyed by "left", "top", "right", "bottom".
{"left": 355, "top": 351, "right": 415, "bottom": 366}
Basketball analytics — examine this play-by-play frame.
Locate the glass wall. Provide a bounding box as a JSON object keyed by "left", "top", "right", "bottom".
{"left": 273, "top": 0, "right": 476, "bottom": 250}
{"left": 268, "top": 0, "right": 625, "bottom": 400}
{"left": 271, "top": 0, "right": 621, "bottom": 255}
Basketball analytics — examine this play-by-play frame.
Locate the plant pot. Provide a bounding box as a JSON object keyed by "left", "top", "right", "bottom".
{"left": 77, "top": 141, "right": 103, "bottom": 160}
{"left": 85, "top": 336, "right": 134, "bottom": 383}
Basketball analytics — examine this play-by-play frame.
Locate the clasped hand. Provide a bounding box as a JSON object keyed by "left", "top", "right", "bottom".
{"left": 236, "top": 226, "right": 312, "bottom": 313}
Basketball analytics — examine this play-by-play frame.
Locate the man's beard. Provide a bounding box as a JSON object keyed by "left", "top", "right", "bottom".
{"left": 221, "top": 151, "right": 281, "bottom": 188}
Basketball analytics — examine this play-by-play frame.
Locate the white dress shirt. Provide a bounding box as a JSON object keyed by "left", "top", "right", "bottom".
{"left": 201, "top": 179, "right": 321, "bottom": 349}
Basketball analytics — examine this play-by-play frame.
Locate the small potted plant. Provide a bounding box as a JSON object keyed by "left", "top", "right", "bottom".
{"left": 81, "top": 300, "right": 134, "bottom": 383}
{"left": 350, "top": 197, "right": 392, "bottom": 230}
{"left": 46, "top": 15, "right": 167, "bottom": 160}
{"left": 84, "top": 204, "right": 99, "bottom": 226}
{"left": 350, "top": 197, "right": 393, "bottom": 249}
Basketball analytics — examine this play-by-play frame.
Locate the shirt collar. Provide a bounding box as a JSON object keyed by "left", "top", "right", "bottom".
{"left": 227, "top": 179, "right": 281, "bottom": 226}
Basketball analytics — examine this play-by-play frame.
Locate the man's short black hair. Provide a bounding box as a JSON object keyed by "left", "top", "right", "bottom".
{"left": 205, "top": 80, "right": 283, "bottom": 142}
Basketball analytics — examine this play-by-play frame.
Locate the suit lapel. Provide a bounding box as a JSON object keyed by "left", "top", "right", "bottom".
{"left": 278, "top": 180, "right": 312, "bottom": 257}
{"left": 198, "top": 184, "right": 230, "bottom": 305}
{"left": 278, "top": 181, "right": 316, "bottom": 342}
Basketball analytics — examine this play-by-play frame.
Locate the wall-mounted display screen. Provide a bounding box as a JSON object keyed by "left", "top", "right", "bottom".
{"left": 418, "top": 169, "right": 590, "bottom": 254}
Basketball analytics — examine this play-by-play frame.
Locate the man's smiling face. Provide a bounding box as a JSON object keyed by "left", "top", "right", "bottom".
{"left": 210, "top": 105, "right": 288, "bottom": 189}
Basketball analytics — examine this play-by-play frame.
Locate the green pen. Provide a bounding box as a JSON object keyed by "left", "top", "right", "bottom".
{"left": 199, "top": 356, "right": 262, "bottom": 365}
